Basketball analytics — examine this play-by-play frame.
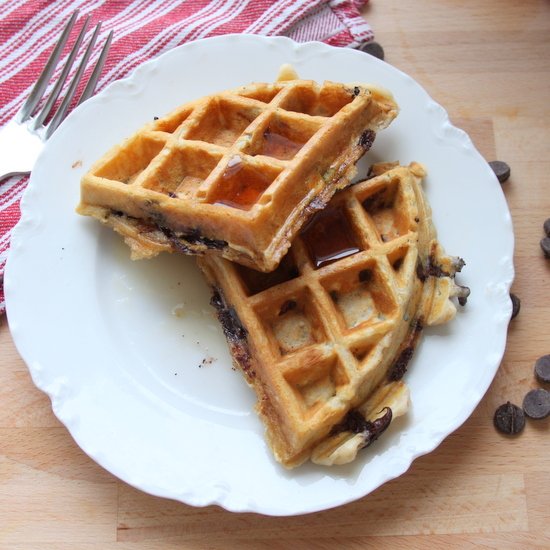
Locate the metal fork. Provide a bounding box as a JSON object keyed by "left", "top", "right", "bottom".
{"left": 0, "top": 10, "right": 113, "bottom": 180}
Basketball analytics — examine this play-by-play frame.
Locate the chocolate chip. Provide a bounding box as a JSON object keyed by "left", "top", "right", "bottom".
{"left": 489, "top": 161, "right": 511, "bottom": 183}
{"left": 210, "top": 290, "right": 247, "bottom": 342}
{"left": 541, "top": 237, "right": 550, "bottom": 259}
{"left": 522, "top": 388, "right": 550, "bottom": 419}
{"left": 456, "top": 284, "right": 470, "bottom": 306}
{"left": 358, "top": 41, "right": 385, "bottom": 60}
{"left": 358, "top": 129, "right": 375, "bottom": 149}
{"left": 358, "top": 268, "right": 373, "bottom": 283}
{"left": 544, "top": 218, "right": 550, "bottom": 237}
{"left": 330, "top": 407, "right": 392, "bottom": 449}
{"left": 493, "top": 402, "right": 525, "bottom": 435}
{"left": 279, "top": 300, "right": 297, "bottom": 315}
{"left": 392, "top": 257, "right": 404, "bottom": 271}
{"left": 534, "top": 355, "right": 550, "bottom": 384}
{"left": 510, "top": 293, "right": 520, "bottom": 320}
{"left": 388, "top": 347, "right": 414, "bottom": 381}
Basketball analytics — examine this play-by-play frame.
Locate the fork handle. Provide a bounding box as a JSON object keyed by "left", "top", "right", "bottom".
{"left": 0, "top": 120, "right": 43, "bottom": 181}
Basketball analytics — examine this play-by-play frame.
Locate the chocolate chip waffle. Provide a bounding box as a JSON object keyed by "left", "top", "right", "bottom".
{"left": 198, "top": 162, "right": 469, "bottom": 468}
{"left": 77, "top": 78, "right": 398, "bottom": 272}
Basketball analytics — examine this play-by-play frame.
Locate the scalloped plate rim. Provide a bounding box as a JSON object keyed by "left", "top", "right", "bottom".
{"left": 5, "top": 34, "right": 514, "bottom": 516}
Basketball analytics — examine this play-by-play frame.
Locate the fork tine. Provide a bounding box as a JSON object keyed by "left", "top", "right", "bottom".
{"left": 32, "top": 16, "right": 90, "bottom": 129}
{"left": 45, "top": 21, "right": 102, "bottom": 139}
{"left": 77, "top": 29, "right": 113, "bottom": 105}
{"left": 17, "top": 10, "right": 79, "bottom": 122}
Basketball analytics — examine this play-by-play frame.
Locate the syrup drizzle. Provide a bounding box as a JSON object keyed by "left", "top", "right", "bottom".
{"left": 301, "top": 206, "right": 361, "bottom": 268}
{"left": 213, "top": 155, "right": 273, "bottom": 210}
{"left": 260, "top": 130, "right": 303, "bottom": 160}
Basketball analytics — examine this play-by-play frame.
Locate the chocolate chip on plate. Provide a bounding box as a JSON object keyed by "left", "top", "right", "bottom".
{"left": 544, "top": 218, "right": 550, "bottom": 237}
{"left": 522, "top": 388, "right": 550, "bottom": 420}
{"left": 541, "top": 237, "right": 550, "bottom": 259}
{"left": 494, "top": 402, "right": 525, "bottom": 435}
{"left": 535, "top": 355, "right": 550, "bottom": 384}
{"left": 489, "top": 160, "right": 511, "bottom": 183}
{"left": 358, "top": 41, "right": 385, "bottom": 60}
{"left": 510, "top": 293, "right": 520, "bottom": 320}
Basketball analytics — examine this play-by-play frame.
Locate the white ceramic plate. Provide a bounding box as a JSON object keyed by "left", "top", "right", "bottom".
{"left": 5, "top": 35, "right": 514, "bottom": 516}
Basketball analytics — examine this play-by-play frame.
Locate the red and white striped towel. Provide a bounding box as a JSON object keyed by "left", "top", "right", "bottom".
{"left": 0, "top": 0, "right": 373, "bottom": 313}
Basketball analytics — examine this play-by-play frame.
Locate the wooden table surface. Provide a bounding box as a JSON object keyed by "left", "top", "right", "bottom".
{"left": 2, "top": 1, "right": 549, "bottom": 547}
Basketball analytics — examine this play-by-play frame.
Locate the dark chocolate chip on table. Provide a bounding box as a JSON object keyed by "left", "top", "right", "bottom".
{"left": 488, "top": 160, "right": 511, "bottom": 183}
{"left": 493, "top": 402, "right": 525, "bottom": 435}
{"left": 358, "top": 41, "right": 385, "bottom": 60}
{"left": 535, "top": 355, "right": 550, "bottom": 384}
{"left": 541, "top": 236, "right": 550, "bottom": 259}
{"left": 544, "top": 218, "right": 550, "bottom": 237}
{"left": 510, "top": 293, "right": 520, "bottom": 320}
{"left": 522, "top": 388, "right": 550, "bottom": 420}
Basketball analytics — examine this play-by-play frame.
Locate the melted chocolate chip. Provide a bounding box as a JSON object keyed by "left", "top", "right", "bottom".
{"left": 210, "top": 289, "right": 253, "bottom": 379}
{"left": 182, "top": 227, "right": 227, "bottom": 249}
{"left": 108, "top": 210, "right": 227, "bottom": 252}
{"left": 331, "top": 407, "right": 393, "bottom": 448}
{"left": 392, "top": 258, "right": 404, "bottom": 271}
{"left": 426, "top": 255, "right": 448, "bottom": 278}
{"left": 210, "top": 290, "right": 247, "bottom": 342}
{"left": 279, "top": 300, "right": 297, "bottom": 315}
{"left": 416, "top": 255, "right": 452, "bottom": 281}
{"left": 388, "top": 319, "right": 423, "bottom": 381}
{"left": 358, "top": 129, "right": 376, "bottom": 150}
{"left": 358, "top": 268, "right": 373, "bottom": 283}
{"left": 389, "top": 348, "right": 414, "bottom": 381}
{"left": 332, "top": 409, "right": 368, "bottom": 434}
{"left": 196, "top": 235, "right": 227, "bottom": 250}
{"left": 363, "top": 187, "right": 393, "bottom": 212}
{"left": 458, "top": 292, "right": 469, "bottom": 307}
{"left": 544, "top": 218, "right": 550, "bottom": 238}
{"left": 541, "top": 237, "right": 550, "bottom": 259}
{"left": 161, "top": 227, "right": 227, "bottom": 251}
{"left": 416, "top": 258, "right": 427, "bottom": 282}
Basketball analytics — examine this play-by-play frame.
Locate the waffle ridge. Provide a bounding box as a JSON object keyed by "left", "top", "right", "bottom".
{"left": 77, "top": 78, "right": 398, "bottom": 271}
{"left": 198, "top": 162, "right": 469, "bottom": 468}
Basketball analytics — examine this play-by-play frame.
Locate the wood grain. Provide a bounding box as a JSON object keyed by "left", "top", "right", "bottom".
{"left": 1, "top": 1, "right": 550, "bottom": 547}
